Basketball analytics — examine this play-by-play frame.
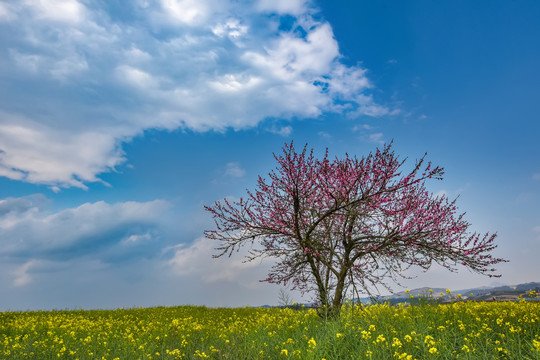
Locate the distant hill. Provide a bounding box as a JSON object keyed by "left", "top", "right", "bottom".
{"left": 367, "top": 281, "right": 540, "bottom": 304}
{"left": 262, "top": 282, "right": 540, "bottom": 308}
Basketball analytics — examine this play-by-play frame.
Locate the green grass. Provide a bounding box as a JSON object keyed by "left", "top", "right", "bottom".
{"left": 1, "top": 301, "right": 539, "bottom": 359}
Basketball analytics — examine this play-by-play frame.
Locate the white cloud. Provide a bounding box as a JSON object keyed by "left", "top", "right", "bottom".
{"left": 49, "top": 54, "right": 88, "bottom": 81}
{"left": 348, "top": 95, "right": 396, "bottom": 117}
{"left": 13, "top": 259, "right": 39, "bottom": 287}
{"left": 124, "top": 46, "right": 153, "bottom": 63}
{"left": 244, "top": 23, "right": 339, "bottom": 79}
{"left": 9, "top": 49, "right": 89, "bottom": 81}
{"left": 0, "top": 195, "right": 171, "bottom": 261}
{"left": 169, "top": 237, "right": 269, "bottom": 285}
{"left": 257, "top": 0, "right": 309, "bottom": 16}
{"left": 116, "top": 65, "right": 160, "bottom": 90}
{"left": 159, "top": 0, "right": 217, "bottom": 25}
{"left": 433, "top": 190, "right": 448, "bottom": 199}
{"left": 209, "top": 73, "right": 263, "bottom": 93}
{"left": 0, "top": 113, "right": 126, "bottom": 189}
{"left": 9, "top": 49, "right": 43, "bottom": 73}
{"left": 268, "top": 125, "right": 293, "bottom": 137}
{"left": 352, "top": 124, "right": 372, "bottom": 131}
{"left": 212, "top": 18, "right": 248, "bottom": 39}
{"left": 0, "top": 2, "right": 16, "bottom": 21}
{"left": 532, "top": 173, "right": 540, "bottom": 181}
{"left": 225, "top": 162, "right": 246, "bottom": 178}
{"left": 0, "top": 0, "right": 391, "bottom": 188}
{"left": 0, "top": 163, "right": 25, "bottom": 181}
{"left": 327, "top": 64, "right": 371, "bottom": 98}
{"left": 123, "top": 233, "right": 153, "bottom": 244}
{"left": 318, "top": 131, "right": 331, "bottom": 140}
{"left": 369, "top": 132, "right": 384, "bottom": 144}
{"left": 26, "top": 0, "right": 86, "bottom": 24}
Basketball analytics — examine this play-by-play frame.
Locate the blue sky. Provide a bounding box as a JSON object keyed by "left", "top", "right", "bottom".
{"left": 0, "top": 0, "right": 539, "bottom": 310}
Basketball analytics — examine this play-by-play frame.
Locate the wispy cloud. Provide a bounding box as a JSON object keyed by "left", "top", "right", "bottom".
{"left": 318, "top": 131, "right": 332, "bottom": 140}
{"left": 352, "top": 124, "right": 372, "bottom": 131}
{"left": 225, "top": 162, "right": 246, "bottom": 178}
{"left": 0, "top": 0, "right": 389, "bottom": 189}
{"left": 351, "top": 123, "right": 385, "bottom": 145}
{"left": 433, "top": 190, "right": 449, "bottom": 199}
{"left": 368, "top": 132, "right": 385, "bottom": 144}
{"left": 12, "top": 259, "right": 40, "bottom": 287}
{"left": 268, "top": 125, "right": 293, "bottom": 137}
{"left": 532, "top": 173, "right": 540, "bottom": 181}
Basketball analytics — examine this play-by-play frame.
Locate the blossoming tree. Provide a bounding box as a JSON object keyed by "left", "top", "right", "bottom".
{"left": 204, "top": 142, "right": 506, "bottom": 316}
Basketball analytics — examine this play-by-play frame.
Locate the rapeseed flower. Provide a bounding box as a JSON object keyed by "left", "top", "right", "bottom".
{"left": 1, "top": 302, "right": 539, "bottom": 359}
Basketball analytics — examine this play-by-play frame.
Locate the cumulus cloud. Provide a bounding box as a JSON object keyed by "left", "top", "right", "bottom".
{"left": 157, "top": 0, "right": 224, "bottom": 26}
{"left": 26, "top": 0, "right": 87, "bottom": 24}
{"left": 0, "top": 195, "right": 171, "bottom": 265}
{"left": 0, "top": 113, "right": 126, "bottom": 189}
{"left": 211, "top": 18, "right": 248, "bottom": 39}
{"left": 0, "top": 0, "right": 391, "bottom": 188}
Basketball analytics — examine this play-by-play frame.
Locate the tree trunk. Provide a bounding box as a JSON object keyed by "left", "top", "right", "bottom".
{"left": 306, "top": 253, "right": 330, "bottom": 315}
{"left": 329, "top": 269, "right": 347, "bottom": 318}
{"left": 328, "top": 244, "right": 352, "bottom": 318}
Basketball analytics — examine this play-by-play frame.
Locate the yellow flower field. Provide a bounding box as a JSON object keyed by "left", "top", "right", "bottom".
{"left": 1, "top": 301, "right": 539, "bottom": 359}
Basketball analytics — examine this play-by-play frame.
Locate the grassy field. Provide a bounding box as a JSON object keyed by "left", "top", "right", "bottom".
{"left": 1, "top": 299, "right": 539, "bottom": 359}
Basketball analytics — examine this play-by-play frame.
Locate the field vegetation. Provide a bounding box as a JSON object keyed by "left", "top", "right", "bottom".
{"left": 1, "top": 296, "right": 539, "bottom": 359}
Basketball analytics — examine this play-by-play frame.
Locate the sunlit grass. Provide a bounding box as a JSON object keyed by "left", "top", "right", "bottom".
{"left": 1, "top": 300, "right": 539, "bottom": 359}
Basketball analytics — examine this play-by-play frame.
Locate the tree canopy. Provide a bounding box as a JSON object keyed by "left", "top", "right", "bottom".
{"left": 205, "top": 142, "right": 506, "bottom": 315}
